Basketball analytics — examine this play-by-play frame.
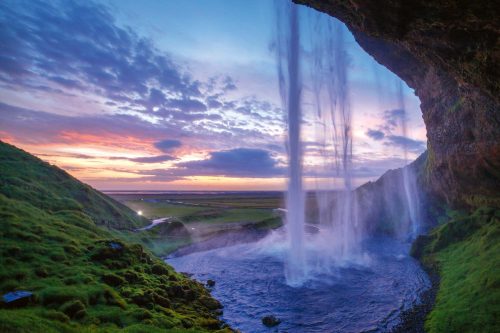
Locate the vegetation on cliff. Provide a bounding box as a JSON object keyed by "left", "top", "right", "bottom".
{"left": 411, "top": 207, "right": 500, "bottom": 332}
{"left": 0, "top": 141, "right": 229, "bottom": 332}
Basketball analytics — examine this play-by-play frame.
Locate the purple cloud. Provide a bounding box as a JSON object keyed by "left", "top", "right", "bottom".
{"left": 382, "top": 108, "right": 407, "bottom": 131}
{"left": 0, "top": 102, "right": 182, "bottom": 145}
{"left": 385, "top": 135, "right": 425, "bottom": 152}
{"left": 0, "top": 0, "right": 200, "bottom": 111}
{"left": 167, "top": 98, "right": 207, "bottom": 112}
{"left": 222, "top": 76, "right": 237, "bottom": 91}
{"left": 176, "top": 148, "right": 284, "bottom": 178}
{"left": 154, "top": 139, "right": 182, "bottom": 152}
{"left": 366, "top": 129, "right": 385, "bottom": 140}
{"left": 129, "top": 155, "right": 175, "bottom": 163}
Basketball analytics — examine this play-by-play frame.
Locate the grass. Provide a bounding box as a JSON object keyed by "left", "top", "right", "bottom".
{"left": 0, "top": 141, "right": 229, "bottom": 332}
{"left": 118, "top": 197, "right": 279, "bottom": 225}
{"left": 412, "top": 207, "right": 500, "bottom": 333}
{"left": 182, "top": 208, "right": 274, "bottom": 225}
{"left": 0, "top": 142, "right": 148, "bottom": 230}
{"left": 109, "top": 228, "right": 192, "bottom": 258}
{"left": 113, "top": 195, "right": 283, "bottom": 256}
{"left": 122, "top": 200, "right": 205, "bottom": 220}
{"left": 111, "top": 193, "right": 283, "bottom": 210}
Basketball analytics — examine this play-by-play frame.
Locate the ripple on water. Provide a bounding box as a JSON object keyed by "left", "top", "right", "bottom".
{"left": 167, "top": 237, "right": 430, "bottom": 333}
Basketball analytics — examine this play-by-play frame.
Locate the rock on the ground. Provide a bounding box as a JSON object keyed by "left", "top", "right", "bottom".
{"left": 262, "top": 315, "right": 281, "bottom": 327}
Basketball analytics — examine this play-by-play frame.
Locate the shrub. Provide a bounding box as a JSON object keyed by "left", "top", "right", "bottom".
{"left": 94, "top": 307, "right": 124, "bottom": 326}
{"left": 103, "top": 287, "right": 127, "bottom": 309}
{"left": 60, "top": 299, "right": 86, "bottom": 319}
{"left": 102, "top": 273, "right": 126, "bottom": 287}
{"left": 40, "top": 286, "right": 88, "bottom": 306}
{"left": 151, "top": 263, "right": 169, "bottom": 275}
{"left": 42, "top": 309, "right": 70, "bottom": 323}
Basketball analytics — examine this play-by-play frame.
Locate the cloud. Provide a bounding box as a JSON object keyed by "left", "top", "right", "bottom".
{"left": 0, "top": 102, "right": 182, "bottom": 148}
{"left": 0, "top": 101, "right": 282, "bottom": 158}
{"left": 206, "top": 96, "right": 223, "bottom": 109}
{"left": 382, "top": 108, "right": 406, "bottom": 131}
{"left": 36, "top": 151, "right": 174, "bottom": 164}
{"left": 366, "top": 129, "right": 385, "bottom": 140}
{"left": 144, "top": 88, "right": 167, "bottom": 110}
{"left": 222, "top": 76, "right": 237, "bottom": 91}
{"left": 0, "top": 1, "right": 290, "bottom": 184}
{"left": 167, "top": 98, "right": 207, "bottom": 112}
{"left": 128, "top": 155, "right": 175, "bottom": 163}
{"left": 385, "top": 135, "right": 425, "bottom": 152}
{"left": 0, "top": 0, "right": 200, "bottom": 111}
{"left": 177, "top": 148, "right": 284, "bottom": 178}
{"left": 154, "top": 139, "right": 182, "bottom": 152}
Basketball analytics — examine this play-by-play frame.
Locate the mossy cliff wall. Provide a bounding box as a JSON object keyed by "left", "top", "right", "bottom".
{"left": 296, "top": 0, "right": 500, "bottom": 209}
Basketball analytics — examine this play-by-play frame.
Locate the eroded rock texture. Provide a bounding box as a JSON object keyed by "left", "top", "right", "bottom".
{"left": 296, "top": 0, "right": 500, "bottom": 208}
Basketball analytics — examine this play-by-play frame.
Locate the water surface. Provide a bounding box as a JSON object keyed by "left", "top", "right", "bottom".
{"left": 168, "top": 237, "right": 429, "bottom": 333}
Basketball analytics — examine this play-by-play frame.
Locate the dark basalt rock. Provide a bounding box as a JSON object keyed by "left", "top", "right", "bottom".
{"left": 166, "top": 285, "right": 185, "bottom": 298}
{"left": 206, "top": 279, "right": 216, "bottom": 287}
{"left": 183, "top": 289, "right": 196, "bottom": 301}
{"left": 108, "top": 241, "right": 123, "bottom": 250}
{"left": 153, "top": 220, "right": 190, "bottom": 238}
{"left": 262, "top": 315, "right": 281, "bottom": 327}
{"left": 410, "top": 234, "right": 432, "bottom": 259}
{"left": 199, "top": 295, "right": 222, "bottom": 310}
{"left": 295, "top": 0, "right": 500, "bottom": 209}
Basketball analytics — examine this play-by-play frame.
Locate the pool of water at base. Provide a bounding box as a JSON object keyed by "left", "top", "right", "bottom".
{"left": 167, "top": 236, "right": 430, "bottom": 333}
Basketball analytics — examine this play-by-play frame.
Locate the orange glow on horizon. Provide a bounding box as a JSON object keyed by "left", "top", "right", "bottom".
{"left": 2, "top": 138, "right": 384, "bottom": 192}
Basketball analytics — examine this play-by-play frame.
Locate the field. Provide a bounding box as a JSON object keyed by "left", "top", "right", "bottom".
{"left": 108, "top": 192, "right": 285, "bottom": 256}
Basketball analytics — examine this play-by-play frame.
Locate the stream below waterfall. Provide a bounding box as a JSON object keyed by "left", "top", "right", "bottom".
{"left": 167, "top": 235, "right": 430, "bottom": 333}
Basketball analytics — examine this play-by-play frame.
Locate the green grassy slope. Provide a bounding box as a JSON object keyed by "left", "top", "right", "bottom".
{"left": 0, "top": 141, "right": 228, "bottom": 332}
{"left": 0, "top": 142, "right": 147, "bottom": 230}
{"left": 412, "top": 207, "right": 500, "bottom": 332}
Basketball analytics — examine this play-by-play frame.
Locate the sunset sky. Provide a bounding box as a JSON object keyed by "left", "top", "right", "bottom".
{"left": 0, "top": 0, "right": 426, "bottom": 191}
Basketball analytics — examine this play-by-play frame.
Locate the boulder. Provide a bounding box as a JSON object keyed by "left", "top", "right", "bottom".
{"left": 262, "top": 315, "right": 281, "bottom": 327}
{"left": 199, "top": 296, "right": 222, "bottom": 310}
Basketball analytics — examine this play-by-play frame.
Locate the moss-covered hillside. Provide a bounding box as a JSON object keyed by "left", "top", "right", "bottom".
{"left": 0, "top": 141, "right": 229, "bottom": 332}
{"left": 0, "top": 142, "right": 146, "bottom": 230}
{"left": 411, "top": 207, "right": 500, "bottom": 332}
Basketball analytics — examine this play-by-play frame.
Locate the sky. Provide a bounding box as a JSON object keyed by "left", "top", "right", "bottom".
{"left": 0, "top": 0, "right": 426, "bottom": 191}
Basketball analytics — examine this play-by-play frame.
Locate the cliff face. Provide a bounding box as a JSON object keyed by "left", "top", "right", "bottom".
{"left": 296, "top": 0, "right": 500, "bottom": 208}
{"left": 354, "top": 152, "right": 434, "bottom": 237}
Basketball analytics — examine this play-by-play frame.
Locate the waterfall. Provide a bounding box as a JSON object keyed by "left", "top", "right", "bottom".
{"left": 309, "top": 11, "right": 360, "bottom": 258}
{"left": 395, "top": 82, "right": 421, "bottom": 238}
{"left": 275, "top": 2, "right": 420, "bottom": 287}
{"left": 371, "top": 69, "right": 422, "bottom": 240}
{"left": 275, "top": 3, "right": 364, "bottom": 287}
{"left": 275, "top": 1, "right": 306, "bottom": 286}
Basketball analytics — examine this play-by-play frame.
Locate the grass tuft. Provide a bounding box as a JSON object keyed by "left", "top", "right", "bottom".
{"left": 413, "top": 207, "right": 500, "bottom": 333}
